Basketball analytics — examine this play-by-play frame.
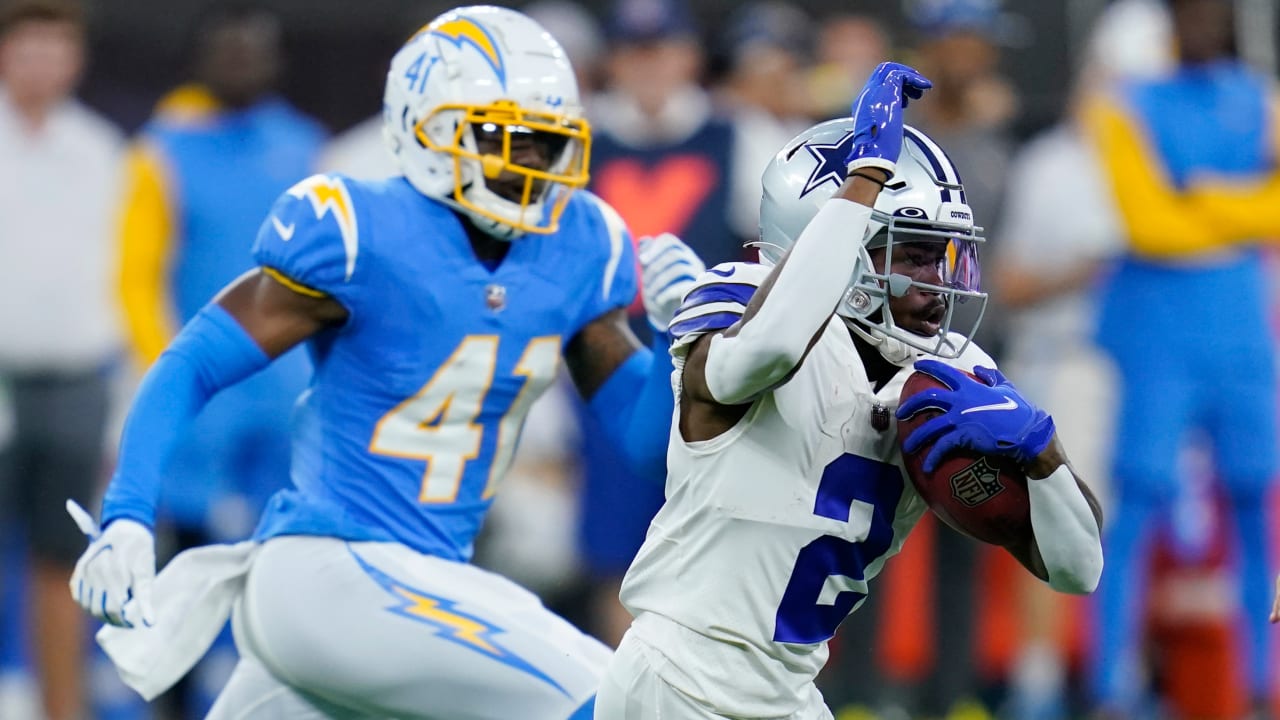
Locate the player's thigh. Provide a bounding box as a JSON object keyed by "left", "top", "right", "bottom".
{"left": 595, "top": 632, "right": 711, "bottom": 720}
{"left": 596, "top": 633, "right": 832, "bottom": 720}
{"left": 1204, "top": 345, "right": 1278, "bottom": 492}
{"left": 1109, "top": 352, "right": 1195, "bottom": 498}
{"left": 11, "top": 372, "right": 108, "bottom": 565}
{"left": 206, "top": 654, "right": 371, "bottom": 720}
{"left": 238, "top": 536, "right": 608, "bottom": 720}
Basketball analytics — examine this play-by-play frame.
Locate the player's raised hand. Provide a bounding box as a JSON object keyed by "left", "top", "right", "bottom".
{"left": 897, "top": 359, "right": 1055, "bottom": 473}
{"left": 639, "top": 233, "right": 705, "bottom": 334}
{"left": 67, "top": 500, "right": 157, "bottom": 629}
{"left": 846, "top": 62, "right": 932, "bottom": 176}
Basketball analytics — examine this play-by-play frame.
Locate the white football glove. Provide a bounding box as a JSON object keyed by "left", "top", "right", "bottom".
{"left": 638, "top": 233, "right": 705, "bottom": 334}
{"left": 67, "top": 500, "right": 156, "bottom": 628}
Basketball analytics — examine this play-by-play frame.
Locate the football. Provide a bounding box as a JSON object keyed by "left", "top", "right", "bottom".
{"left": 897, "top": 370, "right": 1033, "bottom": 547}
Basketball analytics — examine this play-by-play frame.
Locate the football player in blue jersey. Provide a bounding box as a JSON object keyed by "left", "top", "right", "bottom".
{"left": 64, "top": 7, "right": 701, "bottom": 720}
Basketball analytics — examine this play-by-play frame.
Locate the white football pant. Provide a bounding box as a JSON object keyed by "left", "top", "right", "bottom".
{"left": 207, "top": 536, "right": 609, "bottom": 719}
{"left": 594, "top": 630, "right": 834, "bottom": 720}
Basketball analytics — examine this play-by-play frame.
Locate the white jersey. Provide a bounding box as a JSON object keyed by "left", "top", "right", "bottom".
{"left": 619, "top": 262, "right": 994, "bottom": 718}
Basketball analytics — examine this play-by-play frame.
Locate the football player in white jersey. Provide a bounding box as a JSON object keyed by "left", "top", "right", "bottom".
{"left": 594, "top": 62, "right": 1105, "bottom": 720}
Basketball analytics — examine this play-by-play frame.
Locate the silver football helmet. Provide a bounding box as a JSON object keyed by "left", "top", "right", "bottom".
{"left": 383, "top": 6, "right": 591, "bottom": 239}
{"left": 755, "top": 119, "right": 987, "bottom": 361}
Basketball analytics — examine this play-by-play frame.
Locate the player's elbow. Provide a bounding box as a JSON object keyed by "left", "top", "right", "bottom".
{"left": 706, "top": 346, "right": 799, "bottom": 405}
{"left": 1046, "top": 545, "right": 1103, "bottom": 595}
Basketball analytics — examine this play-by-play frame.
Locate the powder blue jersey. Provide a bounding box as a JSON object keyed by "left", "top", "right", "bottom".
{"left": 250, "top": 175, "right": 636, "bottom": 561}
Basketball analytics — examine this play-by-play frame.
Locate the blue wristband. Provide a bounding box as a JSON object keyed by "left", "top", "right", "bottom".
{"left": 101, "top": 305, "right": 272, "bottom": 528}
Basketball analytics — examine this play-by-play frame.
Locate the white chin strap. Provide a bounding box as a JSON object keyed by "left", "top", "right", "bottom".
{"left": 845, "top": 319, "right": 919, "bottom": 367}
{"left": 437, "top": 190, "right": 527, "bottom": 241}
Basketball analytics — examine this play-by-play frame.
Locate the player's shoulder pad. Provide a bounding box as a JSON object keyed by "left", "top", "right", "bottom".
{"left": 570, "top": 191, "right": 629, "bottom": 254}
{"left": 567, "top": 190, "right": 634, "bottom": 302}
{"left": 255, "top": 173, "right": 362, "bottom": 290}
{"left": 669, "top": 262, "right": 770, "bottom": 355}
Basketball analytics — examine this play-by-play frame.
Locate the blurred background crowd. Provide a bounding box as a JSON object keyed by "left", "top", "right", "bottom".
{"left": 1, "top": 0, "right": 1279, "bottom": 718}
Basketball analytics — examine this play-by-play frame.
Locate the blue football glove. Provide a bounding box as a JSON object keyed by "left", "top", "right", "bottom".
{"left": 639, "top": 233, "right": 705, "bottom": 334}
{"left": 846, "top": 61, "right": 932, "bottom": 176}
{"left": 896, "top": 359, "right": 1055, "bottom": 473}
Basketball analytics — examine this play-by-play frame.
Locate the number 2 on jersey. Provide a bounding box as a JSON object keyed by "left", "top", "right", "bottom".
{"left": 774, "top": 454, "right": 903, "bottom": 644}
{"left": 368, "top": 335, "right": 561, "bottom": 503}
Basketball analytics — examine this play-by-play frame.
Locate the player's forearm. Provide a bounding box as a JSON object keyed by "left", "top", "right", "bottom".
{"left": 101, "top": 305, "right": 270, "bottom": 528}
{"left": 1025, "top": 440, "right": 1103, "bottom": 594}
{"left": 588, "top": 333, "right": 675, "bottom": 480}
{"left": 704, "top": 192, "right": 875, "bottom": 404}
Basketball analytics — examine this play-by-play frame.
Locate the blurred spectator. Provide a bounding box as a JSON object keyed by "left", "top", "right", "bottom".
{"left": 579, "top": 0, "right": 756, "bottom": 649}
{"left": 0, "top": 1, "right": 122, "bottom": 718}
{"left": 590, "top": 0, "right": 751, "bottom": 262}
{"left": 316, "top": 113, "right": 393, "bottom": 181}
{"left": 524, "top": 0, "right": 605, "bottom": 99}
{"left": 1082, "top": 0, "right": 1280, "bottom": 716}
{"left": 989, "top": 2, "right": 1173, "bottom": 717}
{"left": 113, "top": 3, "right": 323, "bottom": 716}
{"left": 320, "top": 0, "right": 604, "bottom": 182}
{"left": 806, "top": 13, "right": 892, "bottom": 121}
{"left": 714, "top": 1, "right": 815, "bottom": 241}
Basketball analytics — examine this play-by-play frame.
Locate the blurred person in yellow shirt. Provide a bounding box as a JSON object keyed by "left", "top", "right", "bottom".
{"left": 1083, "top": 0, "right": 1280, "bottom": 716}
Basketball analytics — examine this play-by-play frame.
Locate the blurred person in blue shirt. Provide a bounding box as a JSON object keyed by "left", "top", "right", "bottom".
{"left": 113, "top": 3, "right": 324, "bottom": 716}
{"left": 1083, "top": 0, "right": 1280, "bottom": 715}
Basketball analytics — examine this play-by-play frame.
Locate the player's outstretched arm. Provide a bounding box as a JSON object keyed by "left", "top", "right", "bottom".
{"left": 684, "top": 62, "right": 930, "bottom": 407}
{"left": 564, "top": 230, "right": 704, "bottom": 480}
{"left": 567, "top": 307, "right": 674, "bottom": 480}
{"left": 71, "top": 270, "right": 346, "bottom": 628}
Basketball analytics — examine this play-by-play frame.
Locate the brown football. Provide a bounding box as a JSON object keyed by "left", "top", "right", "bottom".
{"left": 897, "top": 369, "right": 1033, "bottom": 547}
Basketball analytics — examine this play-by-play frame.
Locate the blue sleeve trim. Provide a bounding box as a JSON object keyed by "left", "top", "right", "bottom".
{"left": 101, "top": 305, "right": 272, "bottom": 528}
{"left": 586, "top": 333, "right": 674, "bottom": 481}
{"left": 669, "top": 310, "right": 744, "bottom": 341}
{"left": 679, "top": 282, "right": 758, "bottom": 312}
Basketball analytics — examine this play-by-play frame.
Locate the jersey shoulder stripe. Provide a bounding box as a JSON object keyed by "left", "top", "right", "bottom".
{"left": 669, "top": 262, "right": 770, "bottom": 357}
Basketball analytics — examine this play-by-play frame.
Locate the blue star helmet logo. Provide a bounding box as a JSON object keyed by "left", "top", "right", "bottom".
{"left": 800, "top": 130, "right": 858, "bottom": 198}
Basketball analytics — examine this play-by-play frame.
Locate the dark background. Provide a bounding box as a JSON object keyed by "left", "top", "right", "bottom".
{"left": 78, "top": 0, "right": 1122, "bottom": 139}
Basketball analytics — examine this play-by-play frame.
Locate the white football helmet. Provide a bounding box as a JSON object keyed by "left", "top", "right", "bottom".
{"left": 755, "top": 119, "right": 987, "bottom": 361}
{"left": 383, "top": 6, "right": 591, "bottom": 239}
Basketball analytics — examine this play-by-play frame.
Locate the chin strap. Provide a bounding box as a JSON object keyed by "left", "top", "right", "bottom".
{"left": 845, "top": 319, "right": 918, "bottom": 366}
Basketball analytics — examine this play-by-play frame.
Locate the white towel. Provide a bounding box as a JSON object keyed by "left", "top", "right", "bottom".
{"left": 97, "top": 541, "right": 259, "bottom": 700}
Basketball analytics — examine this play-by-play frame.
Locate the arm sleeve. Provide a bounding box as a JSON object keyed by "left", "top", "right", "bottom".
{"left": 117, "top": 141, "right": 180, "bottom": 367}
{"left": 701, "top": 199, "right": 872, "bottom": 405}
{"left": 251, "top": 174, "right": 364, "bottom": 311}
{"left": 1027, "top": 464, "right": 1104, "bottom": 594}
{"left": 586, "top": 332, "right": 675, "bottom": 480}
{"left": 1084, "top": 95, "right": 1280, "bottom": 258}
{"left": 100, "top": 305, "right": 271, "bottom": 528}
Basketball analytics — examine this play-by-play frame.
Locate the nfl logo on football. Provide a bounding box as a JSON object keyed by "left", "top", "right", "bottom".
{"left": 949, "top": 457, "right": 1006, "bottom": 507}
